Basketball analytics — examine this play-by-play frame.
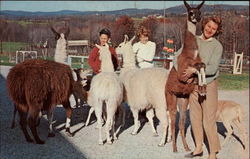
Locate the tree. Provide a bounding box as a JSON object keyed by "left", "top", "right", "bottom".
{"left": 113, "top": 15, "right": 135, "bottom": 46}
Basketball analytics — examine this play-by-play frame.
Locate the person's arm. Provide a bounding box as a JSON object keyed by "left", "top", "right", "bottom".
{"left": 133, "top": 43, "right": 143, "bottom": 63}
{"left": 205, "top": 43, "right": 223, "bottom": 76}
{"left": 142, "top": 42, "right": 156, "bottom": 62}
{"left": 136, "top": 42, "right": 156, "bottom": 63}
{"left": 110, "top": 47, "right": 119, "bottom": 71}
{"left": 88, "top": 47, "right": 100, "bottom": 73}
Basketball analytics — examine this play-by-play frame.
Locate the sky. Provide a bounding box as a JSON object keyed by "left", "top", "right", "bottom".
{"left": 1, "top": 1, "right": 249, "bottom": 12}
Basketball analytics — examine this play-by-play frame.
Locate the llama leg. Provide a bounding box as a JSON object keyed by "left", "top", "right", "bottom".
{"left": 17, "top": 104, "right": 33, "bottom": 143}
{"left": 27, "top": 105, "right": 44, "bottom": 144}
{"left": 36, "top": 110, "right": 42, "bottom": 126}
{"left": 47, "top": 110, "right": 55, "bottom": 137}
{"left": 94, "top": 100, "right": 103, "bottom": 145}
{"left": 105, "top": 101, "right": 117, "bottom": 144}
{"left": 166, "top": 91, "right": 178, "bottom": 152}
{"left": 146, "top": 108, "right": 158, "bottom": 136}
{"left": 114, "top": 104, "right": 126, "bottom": 140}
{"left": 85, "top": 107, "right": 94, "bottom": 126}
{"left": 130, "top": 107, "right": 140, "bottom": 135}
{"left": 155, "top": 107, "right": 168, "bottom": 147}
{"left": 233, "top": 119, "right": 248, "bottom": 149}
{"left": 62, "top": 100, "right": 73, "bottom": 137}
{"left": 73, "top": 93, "right": 79, "bottom": 108}
{"left": 178, "top": 98, "right": 191, "bottom": 151}
{"left": 166, "top": 110, "right": 172, "bottom": 143}
{"left": 11, "top": 103, "right": 17, "bottom": 129}
{"left": 221, "top": 120, "right": 233, "bottom": 147}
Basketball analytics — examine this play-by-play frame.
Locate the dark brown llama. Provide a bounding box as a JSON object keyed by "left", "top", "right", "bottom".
{"left": 7, "top": 59, "right": 75, "bottom": 144}
{"left": 72, "top": 68, "right": 91, "bottom": 108}
{"left": 165, "top": 0, "right": 206, "bottom": 152}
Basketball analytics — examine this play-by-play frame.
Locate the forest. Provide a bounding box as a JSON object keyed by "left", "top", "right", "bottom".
{"left": 0, "top": 7, "right": 249, "bottom": 64}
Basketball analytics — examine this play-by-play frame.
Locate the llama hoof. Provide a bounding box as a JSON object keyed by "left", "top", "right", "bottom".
{"left": 153, "top": 132, "right": 159, "bottom": 137}
{"left": 114, "top": 136, "right": 118, "bottom": 140}
{"left": 26, "top": 138, "right": 34, "bottom": 143}
{"left": 36, "top": 139, "right": 45, "bottom": 144}
{"left": 107, "top": 140, "right": 113, "bottom": 145}
{"left": 98, "top": 141, "right": 104, "bottom": 145}
{"left": 185, "top": 147, "right": 191, "bottom": 152}
{"left": 158, "top": 142, "right": 165, "bottom": 147}
{"left": 11, "top": 123, "right": 15, "bottom": 129}
{"left": 131, "top": 132, "right": 137, "bottom": 135}
{"left": 48, "top": 132, "right": 55, "bottom": 137}
{"left": 173, "top": 148, "right": 178, "bottom": 153}
{"left": 166, "top": 137, "right": 172, "bottom": 143}
{"left": 65, "top": 128, "right": 73, "bottom": 137}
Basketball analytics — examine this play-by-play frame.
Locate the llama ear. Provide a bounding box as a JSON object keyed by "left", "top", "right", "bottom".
{"left": 51, "top": 27, "right": 60, "bottom": 40}
{"left": 124, "top": 35, "right": 129, "bottom": 43}
{"left": 129, "top": 35, "right": 136, "bottom": 43}
{"left": 65, "top": 27, "right": 70, "bottom": 40}
{"left": 184, "top": 0, "right": 191, "bottom": 10}
{"left": 197, "top": 0, "right": 205, "bottom": 10}
{"left": 95, "top": 44, "right": 101, "bottom": 49}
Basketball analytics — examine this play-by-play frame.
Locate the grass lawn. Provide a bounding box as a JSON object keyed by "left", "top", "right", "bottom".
{"left": 1, "top": 42, "right": 30, "bottom": 53}
{"left": 218, "top": 72, "right": 249, "bottom": 90}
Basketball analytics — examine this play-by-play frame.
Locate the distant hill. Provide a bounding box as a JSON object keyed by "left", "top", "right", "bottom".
{"left": 0, "top": 4, "right": 248, "bottom": 18}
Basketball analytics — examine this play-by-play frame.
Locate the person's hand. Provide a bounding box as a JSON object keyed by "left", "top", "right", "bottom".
{"left": 137, "top": 56, "right": 144, "bottom": 62}
{"left": 183, "top": 66, "right": 197, "bottom": 78}
{"left": 186, "top": 78, "right": 194, "bottom": 84}
{"left": 81, "top": 79, "right": 87, "bottom": 87}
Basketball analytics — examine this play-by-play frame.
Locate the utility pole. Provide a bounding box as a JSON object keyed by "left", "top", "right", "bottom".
{"left": 163, "top": 1, "right": 166, "bottom": 46}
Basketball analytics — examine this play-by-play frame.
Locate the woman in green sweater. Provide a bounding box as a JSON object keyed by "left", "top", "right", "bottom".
{"left": 181, "top": 16, "right": 223, "bottom": 159}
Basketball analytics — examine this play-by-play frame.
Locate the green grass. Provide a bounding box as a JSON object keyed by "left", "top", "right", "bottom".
{"left": 218, "top": 72, "right": 249, "bottom": 90}
{"left": 1, "top": 42, "right": 30, "bottom": 53}
{"left": 70, "top": 57, "right": 90, "bottom": 69}
{"left": 0, "top": 55, "right": 15, "bottom": 66}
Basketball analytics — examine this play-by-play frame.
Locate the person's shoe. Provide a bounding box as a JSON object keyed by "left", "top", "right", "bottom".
{"left": 184, "top": 152, "right": 203, "bottom": 158}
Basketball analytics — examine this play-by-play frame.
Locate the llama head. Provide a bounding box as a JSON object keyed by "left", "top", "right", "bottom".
{"left": 95, "top": 43, "right": 115, "bottom": 72}
{"left": 184, "top": 0, "right": 204, "bottom": 24}
{"left": 73, "top": 68, "right": 91, "bottom": 81}
{"left": 51, "top": 27, "right": 70, "bottom": 40}
{"left": 115, "top": 35, "right": 136, "bottom": 55}
{"left": 95, "top": 43, "right": 111, "bottom": 61}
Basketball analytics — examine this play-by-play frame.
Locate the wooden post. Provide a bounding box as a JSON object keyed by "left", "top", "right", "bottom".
{"left": 0, "top": 40, "right": 2, "bottom": 54}
{"left": 233, "top": 52, "right": 243, "bottom": 74}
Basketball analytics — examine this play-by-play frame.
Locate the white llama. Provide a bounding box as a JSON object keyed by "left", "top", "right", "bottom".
{"left": 87, "top": 44, "right": 124, "bottom": 145}
{"left": 116, "top": 35, "right": 171, "bottom": 146}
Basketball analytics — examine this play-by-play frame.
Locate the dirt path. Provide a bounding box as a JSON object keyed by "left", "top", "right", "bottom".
{"left": 0, "top": 65, "right": 249, "bottom": 159}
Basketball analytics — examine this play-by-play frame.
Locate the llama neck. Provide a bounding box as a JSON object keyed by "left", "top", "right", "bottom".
{"left": 54, "top": 37, "right": 67, "bottom": 63}
{"left": 100, "top": 53, "right": 115, "bottom": 73}
{"left": 122, "top": 47, "right": 136, "bottom": 69}
{"left": 187, "top": 20, "right": 196, "bottom": 36}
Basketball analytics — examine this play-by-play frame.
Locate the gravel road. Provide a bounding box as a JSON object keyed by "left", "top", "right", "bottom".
{"left": 0, "top": 65, "right": 249, "bottom": 159}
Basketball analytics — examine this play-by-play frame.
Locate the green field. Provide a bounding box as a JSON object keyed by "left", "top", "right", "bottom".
{"left": 1, "top": 42, "right": 30, "bottom": 53}
{"left": 218, "top": 72, "right": 249, "bottom": 90}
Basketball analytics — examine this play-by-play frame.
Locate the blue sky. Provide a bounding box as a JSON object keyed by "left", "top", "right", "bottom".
{"left": 1, "top": 1, "right": 249, "bottom": 12}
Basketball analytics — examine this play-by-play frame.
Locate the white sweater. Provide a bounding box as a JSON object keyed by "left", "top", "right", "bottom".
{"left": 132, "top": 41, "right": 156, "bottom": 68}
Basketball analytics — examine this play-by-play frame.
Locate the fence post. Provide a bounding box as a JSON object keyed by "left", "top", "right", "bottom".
{"left": 233, "top": 52, "right": 243, "bottom": 74}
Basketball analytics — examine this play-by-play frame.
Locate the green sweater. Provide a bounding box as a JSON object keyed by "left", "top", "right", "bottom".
{"left": 173, "top": 35, "right": 223, "bottom": 84}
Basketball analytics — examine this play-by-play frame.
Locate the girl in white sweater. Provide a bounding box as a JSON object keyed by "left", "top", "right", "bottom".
{"left": 132, "top": 27, "right": 156, "bottom": 68}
